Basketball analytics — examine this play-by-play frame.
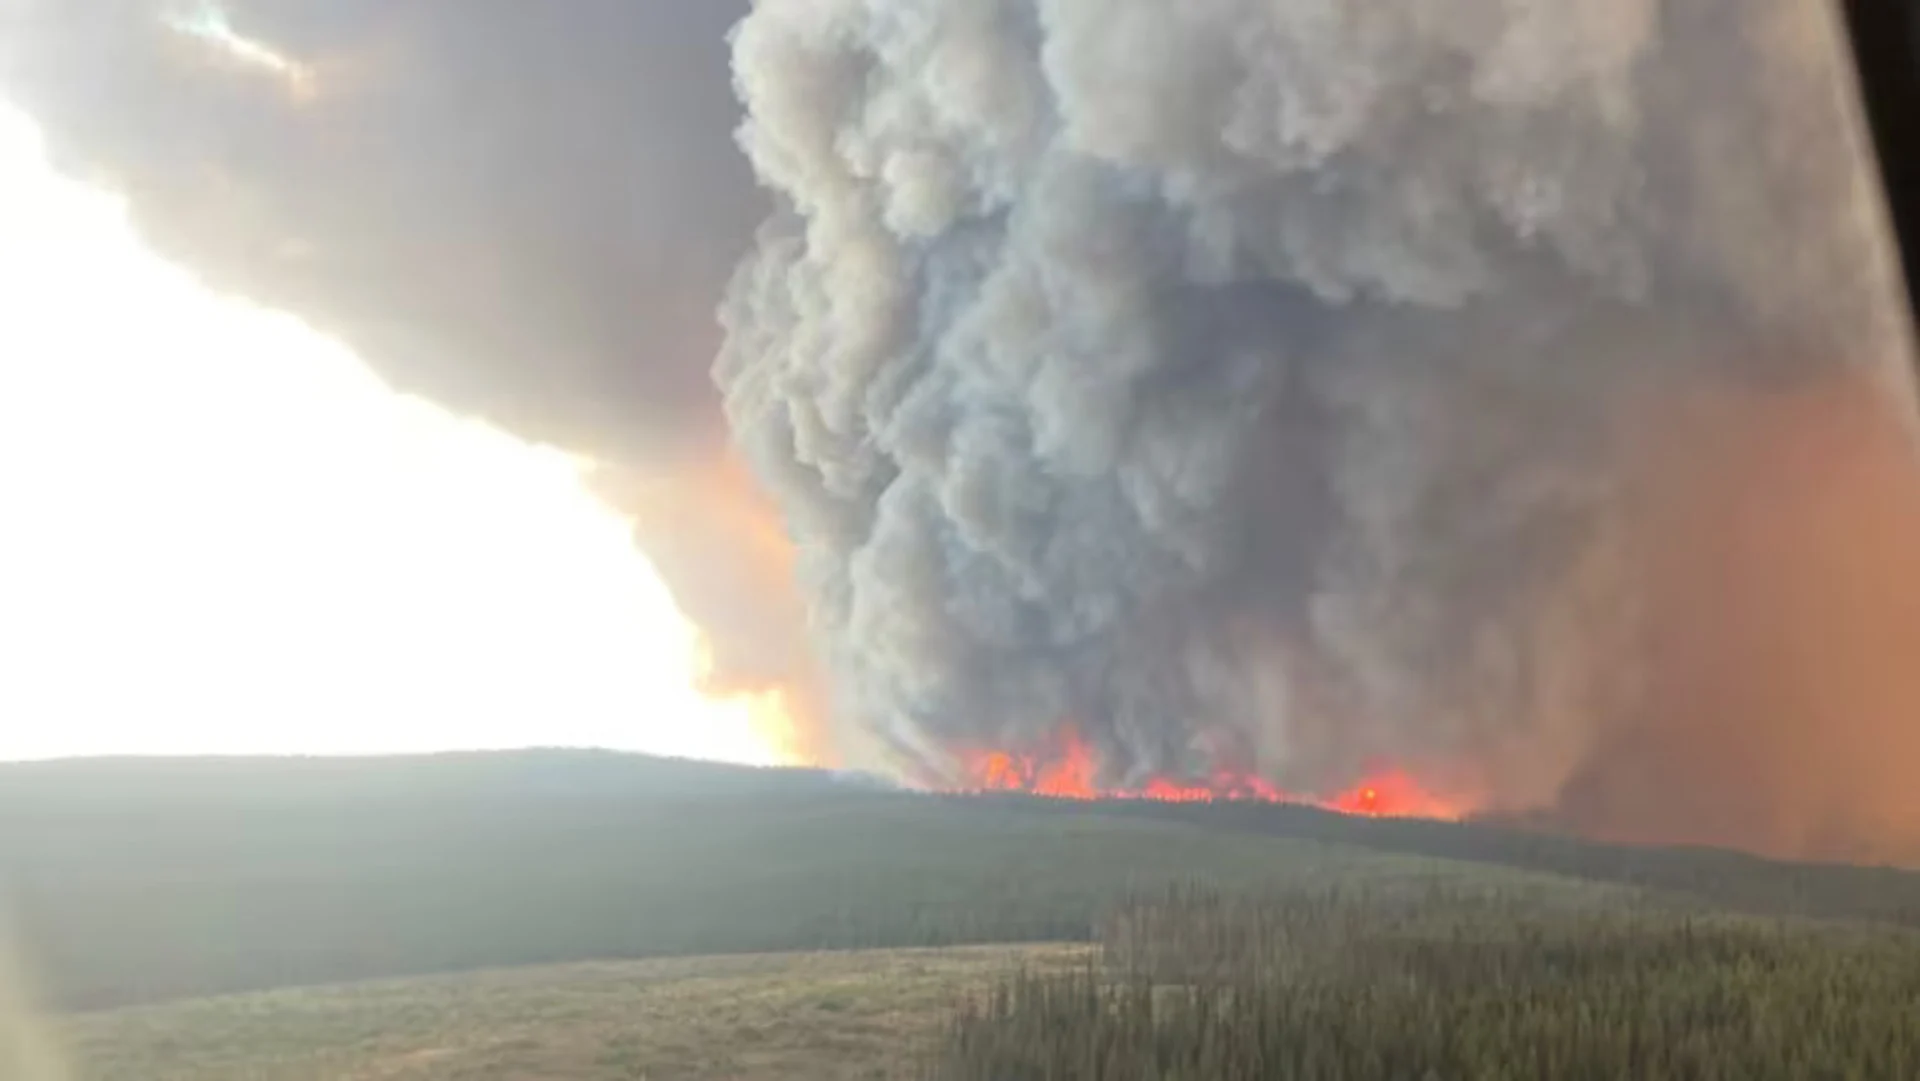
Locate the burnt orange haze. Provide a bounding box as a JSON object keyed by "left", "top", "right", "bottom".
{"left": 961, "top": 729, "right": 1464, "bottom": 820}
{"left": 1563, "top": 368, "right": 1920, "bottom": 861}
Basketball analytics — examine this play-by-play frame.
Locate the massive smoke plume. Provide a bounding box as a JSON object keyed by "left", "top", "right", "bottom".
{"left": 719, "top": 0, "right": 1920, "bottom": 859}
{"left": 8, "top": 1, "right": 1920, "bottom": 859}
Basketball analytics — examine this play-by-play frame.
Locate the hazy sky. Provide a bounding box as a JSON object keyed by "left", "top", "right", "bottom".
{"left": 0, "top": 103, "right": 788, "bottom": 765}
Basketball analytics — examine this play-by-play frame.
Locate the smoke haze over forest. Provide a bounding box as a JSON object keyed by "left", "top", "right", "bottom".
{"left": 7, "top": 1, "right": 1920, "bottom": 862}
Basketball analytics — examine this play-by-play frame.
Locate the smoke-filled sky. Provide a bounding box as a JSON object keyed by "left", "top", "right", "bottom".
{"left": 6, "top": 1, "right": 1920, "bottom": 861}
{"left": 0, "top": 104, "right": 789, "bottom": 765}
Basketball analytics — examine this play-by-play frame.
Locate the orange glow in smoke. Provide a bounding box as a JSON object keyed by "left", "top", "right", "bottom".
{"left": 722, "top": 683, "right": 812, "bottom": 767}
{"left": 604, "top": 453, "right": 838, "bottom": 767}
{"left": 1321, "top": 771, "right": 1461, "bottom": 820}
{"left": 959, "top": 729, "right": 1460, "bottom": 819}
{"left": 1583, "top": 370, "right": 1920, "bottom": 858}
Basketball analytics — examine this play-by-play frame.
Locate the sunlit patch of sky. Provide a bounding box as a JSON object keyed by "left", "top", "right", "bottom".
{"left": 162, "top": 2, "right": 317, "bottom": 99}
{"left": 0, "top": 103, "right": 787, "bottom": 766}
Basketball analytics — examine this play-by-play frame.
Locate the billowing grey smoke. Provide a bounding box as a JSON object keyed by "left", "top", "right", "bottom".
{"left": 719, "top": 0, "right": 1917, "bottom": 820}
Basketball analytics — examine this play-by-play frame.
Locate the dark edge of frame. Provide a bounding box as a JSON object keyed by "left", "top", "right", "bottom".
{"left": 1840, "top": 0, "right": 1920, "bottom": 334}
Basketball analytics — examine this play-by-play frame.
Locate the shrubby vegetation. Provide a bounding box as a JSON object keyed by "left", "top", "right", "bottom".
{"left": 930, "top": 883, "right": 1920, "bottom": 1079}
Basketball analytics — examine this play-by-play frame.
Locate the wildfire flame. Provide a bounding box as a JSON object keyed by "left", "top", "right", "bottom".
{"left": 960, "top": 729, "right": 1461, "bottom": 819}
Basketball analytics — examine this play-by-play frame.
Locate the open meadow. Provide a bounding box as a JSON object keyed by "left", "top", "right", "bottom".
{"left": 56, "top": 946, "right": 1090, "bottom": 1081}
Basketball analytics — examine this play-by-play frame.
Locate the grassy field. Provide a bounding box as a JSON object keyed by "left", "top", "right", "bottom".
{"left": 52, "top": 945, "right": 1088, "bottom": 1081}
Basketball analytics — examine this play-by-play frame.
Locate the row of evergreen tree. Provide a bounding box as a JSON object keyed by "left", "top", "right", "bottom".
{"left": 927, "top": 880, "right": 1920, "bottom": 1079}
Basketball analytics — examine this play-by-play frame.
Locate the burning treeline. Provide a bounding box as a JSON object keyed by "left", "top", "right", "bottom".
{"left": 6, "top": 1, "right": 1920, "bottom": 861}
{"left": 959, "top": 727, "right": 1463, "bottom": 819}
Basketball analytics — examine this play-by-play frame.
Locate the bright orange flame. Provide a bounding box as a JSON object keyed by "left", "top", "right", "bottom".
{"left": 958, "top": 729, "right": 1460, "bottom": 819}
{"left": 1321, "top": 770, "right": 1460, "bottom": 820}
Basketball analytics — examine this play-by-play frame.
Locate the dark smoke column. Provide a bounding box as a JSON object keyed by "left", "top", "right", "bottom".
{"left": 719, "top": 0, "right": 1920, "bottom": 855}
